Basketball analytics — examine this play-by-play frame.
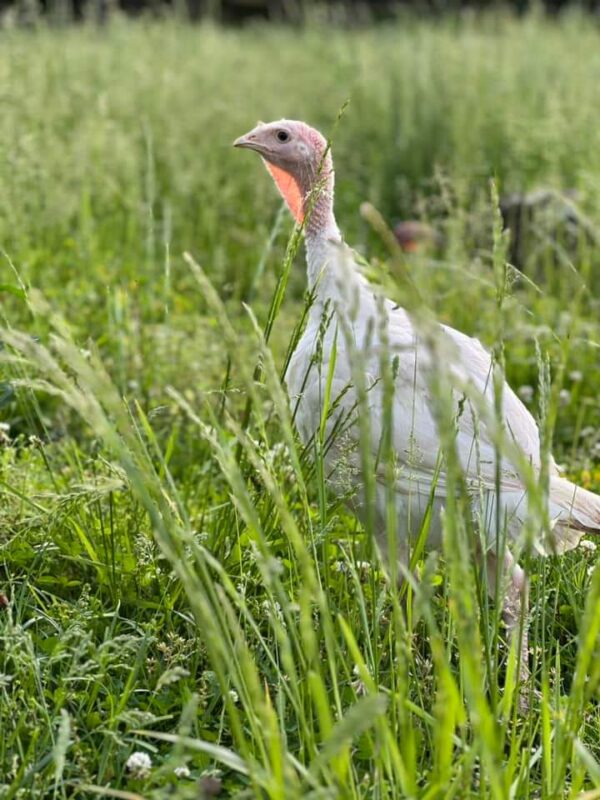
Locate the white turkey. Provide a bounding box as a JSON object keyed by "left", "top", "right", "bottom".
{"left": 234, "top": 119, "right": 600, "bottom": 702}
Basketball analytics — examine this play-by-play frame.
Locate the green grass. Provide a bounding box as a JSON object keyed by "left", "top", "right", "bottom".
{"left": 1, "top": 13, "right": 600, "bottom": 799}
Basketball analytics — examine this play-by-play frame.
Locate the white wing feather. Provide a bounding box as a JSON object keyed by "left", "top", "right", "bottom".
{"left": 286, "top": 240, "right": 600, "bottom": 555}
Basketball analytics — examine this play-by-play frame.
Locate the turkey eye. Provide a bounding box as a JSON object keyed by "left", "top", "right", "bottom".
{"left": 276, "top": 130, "right": 290, "bottom": 143}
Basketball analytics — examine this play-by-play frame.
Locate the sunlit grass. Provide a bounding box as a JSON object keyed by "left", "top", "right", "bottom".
{"left": 0, "top": 12, "right": 599, "bottom": 799}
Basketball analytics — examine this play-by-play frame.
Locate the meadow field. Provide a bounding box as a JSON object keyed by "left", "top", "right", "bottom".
{"left": 1, "top": 13, "right": 600, "bottom": 798}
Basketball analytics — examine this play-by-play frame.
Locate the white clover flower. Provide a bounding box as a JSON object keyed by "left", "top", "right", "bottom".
{"left": 356, "top": 561, "right": 371, "bottom": 572}
{"left": 228, "top": 689, "right": 239, "bottom": 704}
{"left": 518, "top": 385, "right": 534, "bottom": 403}
{"left": 559, "top": 389, "right": 571, "bottom": 406}
{"left": 569, "top": 370, "right": 583, "bottom": 383}
{"left": 125, "top": 751, "right": 152, "bottom": 779}
{"left": 174, "top": 765, "right": 191, "bottom": 779}
{"left": 580, "top": 540, "right": 597, "bottom": 552}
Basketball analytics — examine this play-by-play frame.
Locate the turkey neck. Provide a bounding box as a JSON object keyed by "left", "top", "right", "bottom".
{"left": 304, "top": 214, "right": 341, "bottom": 290}
{"left": 303, "top": 165, "right": 341, "bottom": 291}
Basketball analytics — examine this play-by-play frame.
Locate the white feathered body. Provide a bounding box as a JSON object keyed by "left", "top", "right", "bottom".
{"left": 286, "top": 235, "right": 600, "bottom": 558}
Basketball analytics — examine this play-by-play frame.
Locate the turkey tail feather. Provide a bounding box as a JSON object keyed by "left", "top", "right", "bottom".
{"left": 548, "top": 475, "right": 600, "bottom": 554}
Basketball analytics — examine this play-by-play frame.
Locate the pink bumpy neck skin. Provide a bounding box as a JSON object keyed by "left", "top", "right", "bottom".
{"left": 262, "top": 124, "right": 339, "bottom": 241}
{"left": 302, "top": 150, "right": 338, "bottom": 240}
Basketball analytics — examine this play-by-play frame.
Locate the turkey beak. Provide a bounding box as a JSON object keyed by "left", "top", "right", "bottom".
{"left": 233, "top": 133, "right": 257, "bottom": 150}
{"left": 233, "top": 129, "right": 263, "bottom": 153}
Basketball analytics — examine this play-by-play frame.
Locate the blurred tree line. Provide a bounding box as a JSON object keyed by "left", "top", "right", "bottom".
{"left": 1, "top": 0, "right": 598, "bottom": 28}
